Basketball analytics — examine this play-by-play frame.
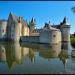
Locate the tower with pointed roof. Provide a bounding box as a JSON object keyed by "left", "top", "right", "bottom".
{"left": 6, "top": 12, "right": 29, "bottom": 41}
{"left": 7, "top": 12, "right": 21, "bottom": 41}
{"left": 29, "top": 17, "right": 36, "bottom": 35}
{"left": 60, "top": 16, "right": 70, "bottom": 42}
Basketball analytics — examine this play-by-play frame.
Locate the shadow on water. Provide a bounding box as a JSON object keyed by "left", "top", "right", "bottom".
{"left": 0, "top": 41, "right": 74, "bottom": 74}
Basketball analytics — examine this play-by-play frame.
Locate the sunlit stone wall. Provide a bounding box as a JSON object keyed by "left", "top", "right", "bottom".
{"left": 0, "top": 20, "right": 7, "bottom": 39}
{"left": 60, "top": 25, "right": 70, "bottom": 42}
{"left": 39, "top": 30, "right": 61, "bottom": 44}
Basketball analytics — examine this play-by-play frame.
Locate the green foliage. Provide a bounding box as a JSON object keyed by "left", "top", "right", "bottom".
{"left": 70, "top": 36, "right": 75, "bottom": 43}
{"left": 71, "top": 6, "right": 75, "bottom": 13}
{"left": 70, "top": 34, "right": 74, "bottom": 38}
{"left": 74, "top": 32, "right": 75, "bottom": 36}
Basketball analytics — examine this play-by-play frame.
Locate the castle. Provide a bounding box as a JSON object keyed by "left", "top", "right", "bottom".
{"left": 0, "top": 12, "right": 70, "bottom": 44}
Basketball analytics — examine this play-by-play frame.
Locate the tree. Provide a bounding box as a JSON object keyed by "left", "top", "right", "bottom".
{"left": 71, "top": 6, "right": 75, "bottom": 14}
{"left": 71, "top": 6, "right": 75, "bottom": 37}
{"left": 74, "top": 32, "right": 75, "bottom": 37}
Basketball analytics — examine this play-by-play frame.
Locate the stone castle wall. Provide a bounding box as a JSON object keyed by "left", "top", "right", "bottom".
{"left": 20, "top": 36, "right": 39, "bottom": 43}
{"left": 21, "top": 29, "right": 61, "bottom": 44}
{"left": 0, "top": 20, "right": 7, "bottom": 40}
{"left": 39, "top": 30, "right": 61, "bottom": 44}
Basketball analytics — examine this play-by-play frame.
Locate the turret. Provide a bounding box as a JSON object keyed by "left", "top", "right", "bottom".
{"left": 18, "top": 17, "right": 22, "bottom": 23}
{"left": 44, "top": 22, "right": 50, "bottom": 30}
{"left": 60, "top": 16, "right": 70, "bottom": 42}
{"left": 29, "top": 17, "right": 36, "bottom": 32}
{"left": 18, "top": 16, "right": 23, "bottom": 37}
{"left": 44, "top": 21, "right": 54, "bottom": 30}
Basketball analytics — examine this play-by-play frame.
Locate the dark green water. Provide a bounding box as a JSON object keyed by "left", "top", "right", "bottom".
{"left": 0, "top": 42, "right": 75, "bottom": 74}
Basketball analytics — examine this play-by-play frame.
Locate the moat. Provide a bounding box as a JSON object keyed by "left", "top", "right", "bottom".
{"left": 0, "top": 42, "right": 75, "bottom": 74}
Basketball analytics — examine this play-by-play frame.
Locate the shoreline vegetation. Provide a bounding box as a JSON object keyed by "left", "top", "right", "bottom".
{"left": 70, "top": 35, "right": 75, "bottom": 43}
{"left": 70, "top": 34, "right": 75, "bottom": 48}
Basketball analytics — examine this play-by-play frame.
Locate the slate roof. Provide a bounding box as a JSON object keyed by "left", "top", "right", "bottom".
{"left": 9, "top": 12, "right": 29, "bottom": 27}
{"left": 9, "top": 12, "right": 18, "bottom": 22}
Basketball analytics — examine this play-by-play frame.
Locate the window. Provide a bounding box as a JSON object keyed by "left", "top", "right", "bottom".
{"left": 53, "top": 35, "right": 56, "bottom": 37}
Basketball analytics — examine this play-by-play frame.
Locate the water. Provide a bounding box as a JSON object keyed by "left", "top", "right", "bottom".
{"left": 0, "top": 42, "right": 75, "bottom": 74}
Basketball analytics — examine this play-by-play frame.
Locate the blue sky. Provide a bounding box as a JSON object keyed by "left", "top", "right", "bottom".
{"left": 0, "top": 1, "right": 75, "bottom": 34}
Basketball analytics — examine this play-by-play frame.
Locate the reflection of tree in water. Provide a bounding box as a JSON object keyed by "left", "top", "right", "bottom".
{"left": 71, "top": 50, "right": 75, "bottom": 63}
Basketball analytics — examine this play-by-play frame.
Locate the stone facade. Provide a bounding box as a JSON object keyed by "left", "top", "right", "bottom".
{"left": 21, "top": 24, "right": 61, "bottom": 44}
{"left": 7, "top": 12, "right": 29, "bottom": 41}
{"left": 0, "top": 12, "right": 29, "bottom": 41}
{"left": 0, "top": 20, "right": 7, "bottom": 40}
{"left": 29, "top": 16, "right": 70, "bottom": 42}
{"left": 0, "top": 12, "right": 70, "bottom": 43}
{"left": 39, "top": 29, "right": 61, "bottom": 44}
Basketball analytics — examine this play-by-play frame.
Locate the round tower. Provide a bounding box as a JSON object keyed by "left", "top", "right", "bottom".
{"left": 40, "top": 25, "right": 61, "bottom": 44}
{"left": 60, "top": 16, "right": 70, "bottom": 42}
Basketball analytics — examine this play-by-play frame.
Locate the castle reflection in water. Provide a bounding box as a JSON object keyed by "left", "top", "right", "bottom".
{"left": 0, "top": 41, "right": 74, "bottom": 70}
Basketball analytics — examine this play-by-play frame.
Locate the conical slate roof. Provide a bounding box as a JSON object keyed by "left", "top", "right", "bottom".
{"left": 31, "top": 17, "right": 36, "bottom": 25}
{"left": 9, "top": 12, "right": 29, "bottom": 27}
{"left": 9, "top": 12, "right": 18, "bottom": 22}
{"left": 63, "top": 16, "right": 69, "bottom": 25}
{"left": 60, "top": 16, "right": 70, "bottom": 26}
